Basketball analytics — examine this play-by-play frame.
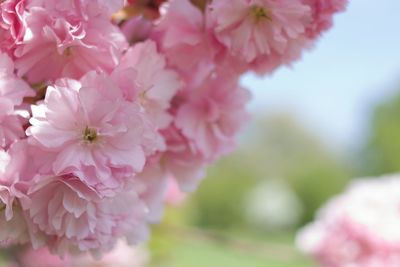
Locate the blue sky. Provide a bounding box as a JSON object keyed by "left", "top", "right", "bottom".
{"left": 242, "top": 0, "right": 400, "bottom": 152}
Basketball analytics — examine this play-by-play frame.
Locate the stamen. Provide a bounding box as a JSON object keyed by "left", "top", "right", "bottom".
{"left": 251, "top": 6, "right": 272, "bottom": 22}
{"left": 83, "top": 126, "right": 98, "bottom": 143}
{"left": 64, "top": 47, "right": 73, "bottom": 56}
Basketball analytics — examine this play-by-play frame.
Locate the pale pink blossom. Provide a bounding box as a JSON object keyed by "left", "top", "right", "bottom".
{"left": 17, "top": 241, "right": 149, "bottom": 267}
{"left": 304, "top": 0, "right": 348, "bottom": 38}
{"left": 0, "top": 52, "right": 33, "bottom": 148}
{"left": 160, "top": 126, "right": 207, "bottom": 192}
{"left": 116, "top": 40, "right": 181, "bottom": 129}
{"left": 121, "top": 16, "right": 153, "bottom": 45}
{"left": 0, "top": 0, "right": 27, "bottom": 53}
{"left": 134, "top": 156, "right": 168, "bottom": 222}
{"left": 175, "top": 74, "right": 251, "bottom": 163}
{"left": 297, "top": 175, "right": 400, "bottom": 267}
{"left": 24, "top": 174, "right": 149, "bottom": 256}
{"left": 165, "top": 176, "right": 186, "bottom": 206}
{"left": 75, "top": 240, "right": 149, "bottom": 267}
{"left": 0, "top": 141, "right": 31, "bottom": 245}
{"left": 0, "top": 0, "right": 344, "bottom": 257}
{"left": 13, "top": 4, "right": 127, "bottom": 83}
{"left": 27, "top": 72, "right": 161, "bottom": 195}
{"left": 28, "top": 0, "right": 125, "bottom": 19}
{"left": 208, "top": 0, "right": 312, "bottom": 74}
{"left": 152, "top": 0, "right": 217, "bottom": 77}
{"left": 19, "top": 247, "right": 70, "bottom": 267}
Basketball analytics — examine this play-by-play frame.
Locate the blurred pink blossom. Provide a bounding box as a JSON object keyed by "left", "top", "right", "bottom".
{"left": 14, "top": 240, "right": 148, "bottom": 267}
{"left": 304, "top": 0, "right": 348, "bottom": 38}
{"left": 165, "top": 176, "right": 186, "bottom": 206}
{"left": 297, "top": 175, "right": 400, "bottom": 267}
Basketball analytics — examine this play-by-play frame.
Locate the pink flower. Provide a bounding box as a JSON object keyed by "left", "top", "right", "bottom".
{"left": 0, "top": 141, "right": 31, "bottom": 245}
{"left": 304, "top": 0, "right": 348, "bottom": 38}
{"left": 208, "top": 0, "right": 312, "bottom": 74}
{"left": 0, "top": 52, "right": 33, "bottom": 148}
{"left": 27, "top": 72, "right": 161, "bottom": 195}
{"left": 0, "top": 0, "right": 27, "bottom": 53}
{"left": 160, "top": 126, "right": 207, "bottom": 192}
{"left": 134, "top": 157, "right": 168, "bottom": 222}
{"left": 0, "top": 102, "right": 25, "bottom": 149}
{"left": 16, "top": 241, "right": 149, "bottom": 267}
{"left": 28, "top": 0, "right": 124, "bottom": 19}
{"left": 116, "top": 40, "right": 181, "bottom": 129}
{"left": 23, "top": 174, "right": 149, "bottom": 256}
{"left": 297, "top": 175, "right": 400, "bottom": 267}
{"left": 13, "top": 3, "right": 127, "bottom": 83}
{"left": 78, "top": 241, "right": 149, "bottom": 267}
{"left": 165, "top": 176, "right": 186, "bottom": 206}
{"left": 121, "top": 16, "right": 153, "bottom": 45}
{"left": 19, "top": 247, "right": 70, "bottom": 267}
{"left": 175, "top": 74, "right": 251, "bottom": 163}
{"left": 151, "top": 0, "right": 216, "bottom": 78}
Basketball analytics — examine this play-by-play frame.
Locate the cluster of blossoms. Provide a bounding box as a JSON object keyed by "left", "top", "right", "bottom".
{"left": 0, "top": 0, "right": 346, "bottom": 258}
{"left": 297, "top": 175, "right": 400, "bottom": 267}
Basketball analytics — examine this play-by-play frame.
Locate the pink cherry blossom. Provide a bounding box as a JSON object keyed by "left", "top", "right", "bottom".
{"left": 152, "top": 0, "right": 217, "bottom": 78}
{"left": 115, "top": 40, "right": 181, "bottom": 129}
{"left": 165, "top": 176, "right": 186, "bottom": 206}
{"left": 73, "top": 240, "right": 149, "bottom": 267}
{"left": 16, "top": 241, "right": 149, "bottom": 267}
{"left": 13, "top": 4, "right": 127, "bottom": 83}
{"left": 0, "top": 0, "right": 27, "bottom": 53}
{"left": 28, "top": 0, "right": 124, "bottom": 19}
{"left": 160, "top": 125, "right": 207, "bottom": 192}
{"left": 0, "top": 0, "right": 344, "bottom": 257}
{"left": 24, "top": 174, "right": 149, "bottom": 256}
{"left": 0, "top": 52, "right": 33, "bottom": 148}
{"left": 304, "top": 0, "right": 348, "bottom": 38}
{"left": 27, "top": 72, "right": 161, "bottom": 195}
{"left": 175, "top": 73, "right": 251, "bottom": 163}
{"left": 208, "top": 0, "right": 312, "bottom": 74}
{"left": 121, "top": 16, "right": 153, "bottom": 45}
{"left": 297, "top": 175, "right": 400, "bottom": 267}
{"left": 0, "top": 141, "right": 31, "bottom": 246}
{"left": 134, "top": 156, "right": 168, "bottom": 222}
{"left": 19, "top": 247, "right": 70, "bottom": 267}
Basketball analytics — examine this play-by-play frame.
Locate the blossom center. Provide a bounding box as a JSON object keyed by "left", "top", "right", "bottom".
{"left": 251, "top": 6, "right": 271, "bottom": 22}
{"left": 63, "top": 47, "right": 73, "bottom": 57}
{"left": 0, "top": 202, "right": 5, "bottom": 212}
{"left": 83, "top": 127, "right": 98, "bottom": 143}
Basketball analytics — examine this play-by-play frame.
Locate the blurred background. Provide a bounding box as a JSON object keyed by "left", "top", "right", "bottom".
{"left": 145, "top": 0, "right": 400, "bottom": 266}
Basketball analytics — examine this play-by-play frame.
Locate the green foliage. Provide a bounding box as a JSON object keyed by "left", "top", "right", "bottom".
{"left": 189, "top": 113, "right": 351, "bottom": 230}
{"left": 362, "top": 93, "right": 400, "bottom": 175}
{"left": 189, "top": 154, "right": 257, "bottom": 229}
{"left": 148, "top": 112, "right": 355, "bottom": 266}
{"left": 150, "top": 226, "right": 314, "bottom": 267}
{"left": 151, "top": 234, "right": 315, "bottom": 267}
{"left": 246, "top": 114, "right": 351, "bottom": 224}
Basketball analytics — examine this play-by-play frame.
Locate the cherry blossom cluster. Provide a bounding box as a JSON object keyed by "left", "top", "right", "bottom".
{"left": 0, "top": 0, "right": 346, "bottom": 258}
{"left": 297, "top": 175, "right": 400, "bottom": 267}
